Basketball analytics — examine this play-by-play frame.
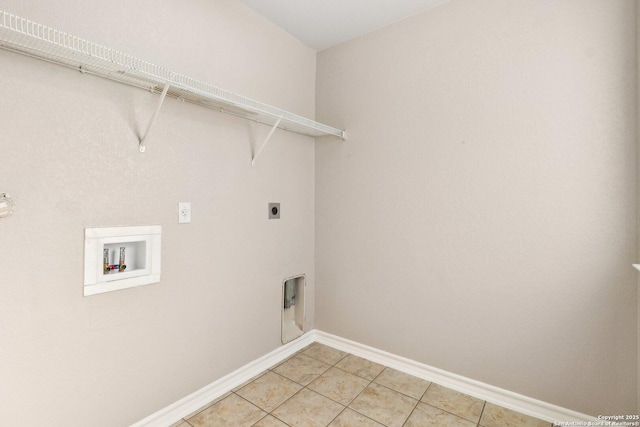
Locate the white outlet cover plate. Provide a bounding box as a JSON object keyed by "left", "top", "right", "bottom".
{"left": 179, "top": 202, "right": 191, "bottom": 223}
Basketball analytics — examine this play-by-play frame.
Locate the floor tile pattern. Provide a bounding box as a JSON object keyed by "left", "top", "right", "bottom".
{"left": 172, "top": 343, "right": 552, "bottom": 427}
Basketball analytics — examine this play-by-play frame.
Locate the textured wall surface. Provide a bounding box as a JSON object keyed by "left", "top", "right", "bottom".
{"left": 316, "top": 0, "right": 637, "bottom": 415}
{"left": 2, "top": 0, "right": 638, "bottom": 423}
{"left": 0, "top": 1, "right": 316, "bottom": 425}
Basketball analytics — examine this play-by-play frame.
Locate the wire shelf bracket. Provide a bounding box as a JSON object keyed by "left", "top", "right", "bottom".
{"left": 0, "top": 10, "right": 346, "bottom": 153}
{"left": 139, "top": 79, "right": 171, "bottom": 152}
{"left": 252, "top": 116, "right": 283, "bottom": 166}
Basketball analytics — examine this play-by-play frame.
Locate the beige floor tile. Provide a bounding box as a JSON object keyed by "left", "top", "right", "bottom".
{"left": 272, "top": 353, "right": 332, "bottom": 386}
{"left": 405, "top": 402, "right": 477, "bottom": 427}
{"left": 373, "top": 367, "right": 431, "bottom": 400}
{"left": 253, "top": 415, "right": 290, "bottom": 426}
{"left": 328, "top": 408, "right": 385, "bottom": 426}
{"left": 160, "top": 344, "right": 559, "bottom": 427}
{"left": 271, "top": 345, "right": 315, "bottom": 368}
{"left": 348, "top": 383, "right": 417, "bottom": 427}
{"left": 236, "top": 371, "right": 302, "bottom": 412}
{"left": 335, "top": 354, "right": 385, "bottom": 380}
{"left": 187, "top": 393, "right": 266, "bottom": 427}
{"left": 303, "top": 343, "right": 349, "bottom": 365}
{"left": 271, "top": 388, "right": 345, "bottom": 426}
{"left": 232, "top": 371, "right": 268, "bottom": 392}
{"left": 480, "top": 402, "right": 551, "bottom": 427}
{"left": 422, "top": 383, "right": 484, "bottom": 422}
{"left": 308, "top": 367, "right": 371, "bottom": 405}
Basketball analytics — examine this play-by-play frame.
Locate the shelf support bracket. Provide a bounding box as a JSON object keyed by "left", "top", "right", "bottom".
{"left": 251, "top": 117, "right": 283, "bottom": 166}
{"left": 139, "top": 81, "right": 171, "bottom": 153}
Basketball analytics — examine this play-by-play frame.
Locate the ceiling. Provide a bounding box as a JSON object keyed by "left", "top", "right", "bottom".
{"left": 240, "top": 0, "right": 449, "bottom": 51}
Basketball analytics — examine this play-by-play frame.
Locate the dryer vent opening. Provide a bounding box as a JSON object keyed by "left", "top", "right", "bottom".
{"left": 282, "top": 275, "right": 305, "bottom": 344}
{"left": 284, "top": 279, "right": 296, "bottom": 308}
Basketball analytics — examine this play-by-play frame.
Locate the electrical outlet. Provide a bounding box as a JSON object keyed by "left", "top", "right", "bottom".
{"left": 178, "top": 202, "right": 191, "bottom": 224}
{"left": 269, "top": 203, "right": 280, "bottom": 219}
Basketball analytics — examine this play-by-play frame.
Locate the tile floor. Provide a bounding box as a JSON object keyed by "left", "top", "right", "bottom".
{"left": 170, "top": 343, "right": 551, "bottom": 427}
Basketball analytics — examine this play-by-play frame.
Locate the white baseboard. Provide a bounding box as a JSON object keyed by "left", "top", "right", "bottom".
{"left": 132, "top": 329, "right": 598, "bottom": 426}
{"left": 313, "top": 330, "right": 598, "bottom": 424}
{"left": 131, "top": 332, "right": 315, "bottom": 427}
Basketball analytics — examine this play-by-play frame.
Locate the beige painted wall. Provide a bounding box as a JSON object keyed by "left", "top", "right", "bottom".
{"left": 316, "top": 0, "right": 637, "bottom": 416}
{"left": 0, "top": 1, "right": 316, "bottom": 425}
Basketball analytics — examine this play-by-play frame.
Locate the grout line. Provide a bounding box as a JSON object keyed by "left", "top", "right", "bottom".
{"left": 370, "top": 368, "right": 429, "bottom": 402}
{"left": 414, "top": 381, "right": 489, "bottom": 425}
{"left": 180, "top": 391, "right": 231, "bottom": 422}
{"left": 299, "top": 342, "right": 350, "bottom": 366}
{"left": 361, "top": 380, "right": 420, "bottom": 416}
{"left": 403, "top": 379, "right": 431, "bottom": 426}
{"left": 400, "top": 382, "right": 431, "bottom": 425}
{"left": 418, "top": 381, "right": 430, "bottom": 402}
{"left": 477, "top": 400, "right": 487, "bottom": 427}
{"left": 266, "top": 369, "right": 306, "bottom": 388}
{"left": 370, "top": 366, "right": 386, "bottom": 383}
{"left": 257, "top": 411, "right": 293, "bottom": 427}
{"left": 340, "top": 406, "right": 387, "bottom": 427}
{"left": 333, "top": 356, "right": 385, "bottom": 382}
{"left": 305, "top": 378, "right": 363, "bottom": 408}
{"left": 188, "top": 343, "right": 515, "bottom": 427}
{"left": 230, "top": 391, "right": 267, "bottom": 414}
{"left": 137, "top": 331, "right": 595, "bottom": 426}
{"left": 267, "top": 348, "right": 387, "bottom": 426}
{"left": 369, "top": 380, "right": 420, "bottom": 402}
{"left": 250, "top": 413, "right": 270, "bottom": 427}
{"left": 330, "top": 363, "right": 372, "bottom": 381}
{"left": 197, "top": 344, "right": 489, "bottom": 427}
{"left": 400, "top": 399, "right": 420, "bottom": 427}
{"left": 325, "top": 406, "right": 347, "bottom": 426}
{"left": 266, "top": 399, "right": 295, "bottom": 427}
{"left": 424, "top": 381, "right": 434, "bottom": 393}
{"left": 337, "top": 373, "right": 378, "bottom": 425}
{"left": 272, "top": 348, "right": 425, "bottom": 426}
{"left": 418, "top": 400, "right": 485, "bottom": 425}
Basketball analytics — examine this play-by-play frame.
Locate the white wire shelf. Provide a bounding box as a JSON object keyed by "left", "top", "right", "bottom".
{"left": 0, "top": 10, "right": 346, "bottom": 143}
